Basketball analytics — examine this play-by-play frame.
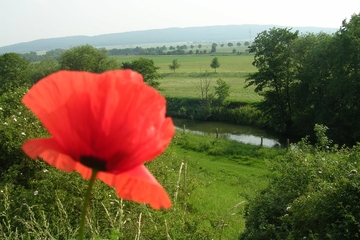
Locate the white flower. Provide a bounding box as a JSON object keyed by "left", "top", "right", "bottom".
{"left": 21, "top": 132, "right": 26, "bottom": 136}
{"left": 13, "top": 117, "right": 17, "bottom": 122}
{"left": 286, "top": 206, "right": 291, "bottom": 211}
{"left": 34, "top": 190, "right": 38, "bottom": 196}
{"left": 3, "top": 122, "right": 8, "bottom": 125}
{"left": 0, "top": 107, "right": 3, "bottom": 110}
{"left": 43, "top": 169, "right": 49, "bottom": 173}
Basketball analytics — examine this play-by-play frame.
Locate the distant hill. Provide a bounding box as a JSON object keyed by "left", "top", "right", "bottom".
{"left": 0, "top": 25, "right": 338, "bottom": 54}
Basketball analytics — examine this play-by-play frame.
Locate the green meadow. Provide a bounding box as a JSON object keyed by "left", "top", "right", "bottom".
{"left": 116, "top": 54, "right": 263, "bottom": 103}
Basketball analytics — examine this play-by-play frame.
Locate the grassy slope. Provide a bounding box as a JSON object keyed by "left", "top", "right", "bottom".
{"left": 168, "top": 132, "right": 284, "bottom": 238}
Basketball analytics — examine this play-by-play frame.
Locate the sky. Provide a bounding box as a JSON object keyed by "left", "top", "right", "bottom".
{"left": 1, "top": 0, "right": 359, "bottom": 47}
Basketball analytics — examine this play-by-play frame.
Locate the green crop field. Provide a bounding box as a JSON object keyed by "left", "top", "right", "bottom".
{"left": 115, "top": 54, "right": 262, "bottom": 103}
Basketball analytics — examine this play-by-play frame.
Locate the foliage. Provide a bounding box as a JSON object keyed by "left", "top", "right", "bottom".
{"left": 246, "top": 27, "right": 299, "bottom": 133}
{"left": 210, "top": 57, "right": 220, "bottom": 72}
{"left": 211, "top": 43, "right": 217, "bottom": 53}
{"left": 28, "top": 58, "right": 60, "bottom": 83}
{"left": 213, "top": 78, "right": 231, "bottom": 106}
{"left": 59, "top": 45, "right": 120, "bottom": 73}
{"left": 169, "top": 59, "right": 180, "bottom": 73}
{"left": 122, "top": 57, "right": 162, "bottom": 89}
{"left": 0, "top": 53, "right": 31, "bottom": 94}
{"left": 240, "top": 125, "right": 360, "bottom": 239}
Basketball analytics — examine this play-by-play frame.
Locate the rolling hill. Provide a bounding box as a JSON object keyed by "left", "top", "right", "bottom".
{"left": 0, "top": 25, "right": 338, "bottom": 54}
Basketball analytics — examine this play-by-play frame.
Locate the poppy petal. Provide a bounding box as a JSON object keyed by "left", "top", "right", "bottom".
{"left": 23, "top": 70, "right": 174, "bottom": 173}
{"left": 97, "top": 165, "right": 171, "bottom": 209}
{"left": 22, "top": 138, "right": 77, "bottom": 172}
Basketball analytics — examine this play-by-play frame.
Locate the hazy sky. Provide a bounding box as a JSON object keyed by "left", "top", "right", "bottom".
{"left": 1, "top": 0, "right": 359, "bottom": 47}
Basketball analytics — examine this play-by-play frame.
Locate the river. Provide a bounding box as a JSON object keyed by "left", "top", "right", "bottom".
{"left": 173, "top": 118, "right": 286, "bottom": 148}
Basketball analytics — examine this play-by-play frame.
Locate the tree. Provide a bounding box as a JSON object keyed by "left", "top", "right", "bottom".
{"left": 214, "top": 78, "right": 230, "bottom": 105}
{"left": 245, "top": 27, "right": 298, "bottom": 133}
{"left": 210, "top": 57, "right": 220, "bottom": 72}
{"left": 237, "top": 42, "right": 241, "bottom": 46}
{"left": 0, "top": 53, "right": 30, "bottom": 94}
{"left": 59, "top": 45, "right": 120, "bottom": 73}
{"left": 227, "top": 42, "right": 233, "bottom": 47}
{"left": 169, "top": 59, "right": 180, "bottom": 73}
{"left": 211, "top": 43, "right": 217, "bottom": 53}
{"left": 28, "top": 58, "right": 60, "bottom": 83}
{"left": 198, "top": 44, "right": 202, "bottom": 49}
{"left": 244, "top": 41, "right": 250, "bottom": 46}
{"left": 122, "top": 57, "right": 162, "bottom": 89}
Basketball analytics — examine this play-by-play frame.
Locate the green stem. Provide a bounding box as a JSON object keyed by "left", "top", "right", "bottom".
{"left": 78, "top": 169, "right": 98, "bottom": 240}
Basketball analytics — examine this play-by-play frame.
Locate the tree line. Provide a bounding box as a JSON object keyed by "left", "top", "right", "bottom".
{"left": 19, "top": 41, "right": 249, "bottom": 62}
{"left": 247, "top": 13, "right": 360, "bottom": 145}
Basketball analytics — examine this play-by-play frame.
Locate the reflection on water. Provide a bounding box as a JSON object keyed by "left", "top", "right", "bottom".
{"left": 173, "top": 118, "right": 283, "bottom": 148}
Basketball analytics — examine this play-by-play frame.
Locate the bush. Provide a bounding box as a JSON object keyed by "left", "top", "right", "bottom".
{"left": 240, "top": 126, "right": 360, "bottom": 239}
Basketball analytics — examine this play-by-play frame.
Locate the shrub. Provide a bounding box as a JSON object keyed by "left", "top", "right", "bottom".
{"left": 240, "top": 127, "right": 360, "bottom": 239}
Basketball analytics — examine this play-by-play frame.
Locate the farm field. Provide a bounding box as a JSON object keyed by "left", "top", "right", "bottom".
{"left": 115, "top": 54, "right": 263, "bottom": 103}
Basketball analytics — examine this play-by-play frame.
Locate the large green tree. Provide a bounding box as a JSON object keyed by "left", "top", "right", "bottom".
{"left": 59, "top": 45, "right": 120, "bottom": 73}
{"left": 246, "top": 27, "right": 299, "bottom": 133}
{"left": 0, "top": 53, "right": 30, "bottom": 94}
{"left": 121, "top": 57, "right": 162, "bottom": 89}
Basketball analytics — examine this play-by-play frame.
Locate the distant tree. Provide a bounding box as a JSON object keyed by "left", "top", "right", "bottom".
{"left": 203, "top": 50, "right": 207, "bottom": 54}
{"left": 198, "top": 44, "right": 202, "bottom": 49}
{"left": 221, "top": 44, "right": 224, "bottom": 47}
{"left": 244, "top": 41, "right": 250, "bottom": 46}
{"left": 237, "top": 42, "right": 241, "bottom": 46}
{"left": 28, "top": 58, "right": 60, "bottom": 83}
{"left": 169, "top": 46, "right": 175, "bottom": 50}
{"left": 169, "top": 59, "right": 180, "bottom": 73}
{"left": 232, "top": 49, "right": 236, "bottom": 53}
{"left": 227, "top": 42, "right": 233, "bottom": 47}
{"left": 214, "top": 78, "right": 230, "bottom": 105}
{"left": 122, "top": 57, "right": 162, "bottom": 89}
{"left": 211, "top": 43, "right": 217, "bottom": 53}
{"left": 59, "top": 45, "right": 120, "bottom": 73}
{"left": 196, "top": 49, "right": 200, "bottom": 54}
{"left": 210, "top": 57, "right": 220, "bottom": 72}
{"left": 190, "top": 44, "right": 194, "bottom": 49}
{"left": 45, "top": 48, "right": 65, "bottom": 60}
{"left": 21, "top": 51, "right": 41, "bottom": 62}
{"left": 189, "top": 50, "right": 194, "bottom": 54}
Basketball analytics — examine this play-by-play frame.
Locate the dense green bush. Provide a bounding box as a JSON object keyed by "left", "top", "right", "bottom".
{"left": 240, "top": 125, "right": 360, "bottom": 239}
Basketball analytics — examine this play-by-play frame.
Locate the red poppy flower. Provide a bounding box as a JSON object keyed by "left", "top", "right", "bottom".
{"left": 22, "top": 70, "right": 174, "bottom": 209}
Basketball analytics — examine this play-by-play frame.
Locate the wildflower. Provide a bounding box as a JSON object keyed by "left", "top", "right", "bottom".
{"left": 286, "top": 206, "right": 291, "bottom": 211}
{"left": 34, "top": 190, "right": 38, "bottom": 196}
{"left": 21, "top": 132, "right": 26, "bottom": 136}
{"left": 21, "top": 70, "right": 174, "bottom": 209}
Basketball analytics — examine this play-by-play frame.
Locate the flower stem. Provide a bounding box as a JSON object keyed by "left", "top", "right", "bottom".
{"left": 78, "top": 169, "right": 98, "bottom": 240}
